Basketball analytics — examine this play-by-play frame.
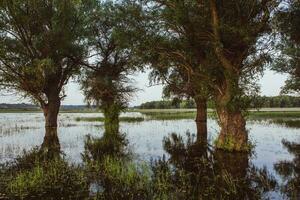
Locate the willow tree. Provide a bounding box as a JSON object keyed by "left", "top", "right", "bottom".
{"left": 81, "top": 1, "right": 143, "bottom": 133}
{"left": 209, "top": 0, "right": 278, "bottom": 151}
{"left": 0, "top": 0, "right": 86, "bottom": 126}
{"left": 273, "top": 0, "right": 300, "bottom": 95}
{"left": 0, "top": 0, "right": 86, "bottom": 151}
{"left": 143, "top": 0, "right": 216, "bottom": 142}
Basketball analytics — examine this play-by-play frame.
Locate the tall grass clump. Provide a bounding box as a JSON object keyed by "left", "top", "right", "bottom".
{"left": 0, "top": 148, "right": 89, "bottom": 200}
{"left": 93, "top": 156, "right": 152, "bottom": 200}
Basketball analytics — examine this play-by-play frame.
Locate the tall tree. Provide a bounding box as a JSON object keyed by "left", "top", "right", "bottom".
{"left": 0, "top": 0, "right": 86, "bottom": 132}
{"left": 273, "top": 0, "right": 300, "bottom": 95}
{"left": 143, "top": 0, "right": 215, "bottom": 142}
{"left": 209, "top": 0, "right": 278, "bottom": 151}
{"left": 81, "top": 1, "right": 144, "bottom": 133}
{"left": 143, "top": 0, "right": 279, "bottom": 151}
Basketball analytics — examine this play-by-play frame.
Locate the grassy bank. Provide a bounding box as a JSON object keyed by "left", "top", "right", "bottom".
{"left": 138, "top": 109, "right": 300, "bottom": 120}
{"left": 75, "top": 116, "right": 144, "bottom": 123}
{"left": 248, "top": 111, "right": 300, "bottom": 119}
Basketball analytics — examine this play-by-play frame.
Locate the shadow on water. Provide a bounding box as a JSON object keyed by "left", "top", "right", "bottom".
{"left": 274, "top": 140, "right": 300, "bottom": 199}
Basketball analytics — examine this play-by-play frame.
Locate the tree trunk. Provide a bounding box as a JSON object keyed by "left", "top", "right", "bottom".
{"left": 41, "top": 127, "right": 60, "bottom": 158}
{"left": 42, "top": 95, "right": 61, "bottom": 128}
{"left": 194, "top": 97, "right": 207, "bottom": 144}
{"left": 216, "top": 85, "right": 249, "bottom": 151}
{"left": 103, "top": 103, "right": 120, "bottom": 134}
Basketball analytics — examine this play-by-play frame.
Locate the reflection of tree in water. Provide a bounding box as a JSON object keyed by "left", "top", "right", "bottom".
{"left": 159, "top": 132, "right": 277, "bottom": 199}
{"left": 83, "top": 129, "right": 148, "bottom": 200}
{"left": 83, "top": 131, "right": 130, "bottom": 163}
{"left": 275, "top": 140, "right": 300, "bottom": 199}
{"left": 41, "top": 127, "right": 61, "bottom": 159}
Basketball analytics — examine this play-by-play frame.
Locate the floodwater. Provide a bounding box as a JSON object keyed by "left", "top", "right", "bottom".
{"left": 0, "top": 112, "right": 300, "bottom": 199}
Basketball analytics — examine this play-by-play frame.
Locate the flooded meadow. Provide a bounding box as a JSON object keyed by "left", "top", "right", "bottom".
{"left": 0, "top": 111, "right": 300, "bottom": 199}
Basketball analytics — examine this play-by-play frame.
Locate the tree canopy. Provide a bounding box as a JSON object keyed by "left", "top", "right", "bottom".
{"left": 273, "top": 0, "right": 300, "bottom": 95}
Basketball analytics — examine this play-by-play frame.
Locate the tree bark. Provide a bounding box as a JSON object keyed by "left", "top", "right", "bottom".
{"left": 215, "top": 106, "right": 248, "bottom": 151}
{"left": 214, "top": 77, "right": 248, "bottom": 150}
{"left": 42, "top": 95, "right": 61, "bottom": 128}
{"left": 103, "top": 103, "right": 120, "bottom": 134}
{"left": 194, "top": 97, "right": 207, "bottom": 144}
{"left": 41, "top": 127, "right": 60, "bottom": 158}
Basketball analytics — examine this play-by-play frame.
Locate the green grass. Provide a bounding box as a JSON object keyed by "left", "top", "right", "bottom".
{"left": 0, "top": 108, "right": 101, "bottom": 113}
{"left": 248, "top": 111, "right": 300, "bottom": 119}
{"left": 139, "top": 109, "right": 300, "bottom": 120}
{"left": 271, "top": 119, "right": 300, "bottom": 128}
{"left": 141, "top": 111, "right": 196, "bottom": 120}
{"left": 75, "top": 116, "right": 144, "bottom": 123}
{"left": 0, "top": 149, "right": 89, "bottom": 200}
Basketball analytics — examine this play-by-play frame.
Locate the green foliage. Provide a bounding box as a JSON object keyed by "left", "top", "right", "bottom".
{"left": 0, "top": 0, "right": 87, "bottom": 105}
{"left": 214, "top": 135, "right": 253, "bottom": 153}
{"left": 81, "top": 1, "right": 143, "bottom": 110}
{"left": 140, "top": 99, "right": 197, "bottom": 109}
{"left": 273, "top": 0, "right": 300, "bottom": 95}
{"left": 140, "top": 96, "right": 300, "bottom": 109}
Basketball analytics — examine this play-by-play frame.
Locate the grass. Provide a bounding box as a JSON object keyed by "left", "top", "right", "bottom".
{"left": 0, "top": 149, "right": 89, "bottom": 200}
{"left": 0, "top": 108, "right": 101, "bottom": 113}
{"left": 139, "top": 109, "right": 300, "bottom": 121}
{"left": 271, "top": 119, "right": 300, "bottom": 128}
{"left": 248, "top": 111, "right": 300, "bottom": 119}
{"left": 75, "top": 116, "right": 145, "bottom": 123}
{"left": 140, "top": 111, "right": 197, "bottom": 120}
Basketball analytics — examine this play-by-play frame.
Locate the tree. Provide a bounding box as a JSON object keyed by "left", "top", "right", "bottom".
{"left": 0, "top": 0, "right": 86, "bottom": 129}
{"left": 143, "top": 0, "right": 215, "bottom": 142}
{"left": 143, "top": 0, "right": 278, "bottom": 151}
{"left": 209, "top": 0, "right": 278, "bottom": 151}
{"left": 273, "top": 0, "right": 300, "bottom": 95}
{"left": 80, "top": 1, "right": 143, "bottom": 133}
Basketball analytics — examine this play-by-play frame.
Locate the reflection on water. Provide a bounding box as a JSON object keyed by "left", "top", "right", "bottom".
{"left": 41, "top": 127, "right": 61, "bottom": 159}
{"left": 275, "top": 140, "right": 300, "bottom": 199}
{"left": 0, "top": 113, "right": 299, "bottom": 199}
{"left": 161, "top": 132, "right": 276, "bottom": 199}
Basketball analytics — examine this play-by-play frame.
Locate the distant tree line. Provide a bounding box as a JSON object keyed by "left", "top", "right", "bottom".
{"left": 139, "top": 96, "right": 300, "bottom": 109}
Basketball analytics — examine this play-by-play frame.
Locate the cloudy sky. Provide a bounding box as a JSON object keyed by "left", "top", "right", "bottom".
{"left": 0, "top": 69, "right": 287, "bottom": 106}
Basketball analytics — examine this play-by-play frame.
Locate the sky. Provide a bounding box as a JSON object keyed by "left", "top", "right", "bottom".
{"left": 0, "top": 69, "right": 288, "bottom": 106}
